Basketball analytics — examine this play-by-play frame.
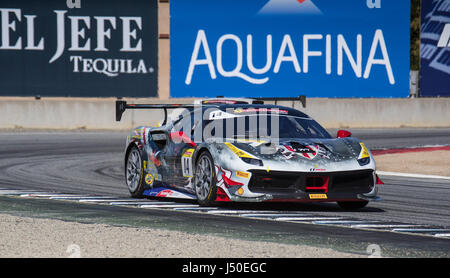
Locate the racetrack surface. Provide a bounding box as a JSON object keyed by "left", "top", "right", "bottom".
{"left": 1, "top": 129, "right": 450, "bottom": 225}
{"left": 0, "top": 129, "right": 449, "bottom": 255}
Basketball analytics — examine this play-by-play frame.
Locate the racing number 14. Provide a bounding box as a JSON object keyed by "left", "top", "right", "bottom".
{"left": 182, "top": 149, "right": 195, "bottom": 178}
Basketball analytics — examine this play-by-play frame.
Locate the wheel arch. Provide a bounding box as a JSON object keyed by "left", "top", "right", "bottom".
{"left": 193, "top": 144, "right": 213, "bottom": 167}
{"left": 192, "top": 146, "right": 218, "bottom": 206}
{"left": 124, "top": 141, "right": 146, "bottom": 168}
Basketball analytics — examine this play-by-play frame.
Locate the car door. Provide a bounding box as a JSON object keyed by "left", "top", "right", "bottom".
{"left": 162, "top": 111, "right": 197, "bottom": 189}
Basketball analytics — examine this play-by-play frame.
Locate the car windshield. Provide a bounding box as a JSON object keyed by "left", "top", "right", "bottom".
{"left": 203, "top": 114, "right": 332, "bottom": 140}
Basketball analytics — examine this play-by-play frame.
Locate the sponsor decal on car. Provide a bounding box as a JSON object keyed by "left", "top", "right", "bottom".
{"left": 309, "top": 164, "right": 326, "bottom": 172}
{"left": 309, "top": 193, "right": 327, "bottom": 200}
{"left": 156, "top": 189, "right": 173, "bottom": 197}
{"left": 224, "top": 142, "right": 256, "bottom": 159}
{"left": 279, "top": 144, "right": 323, "bottom": 160}
{"left": 233, "top": 108, "right": 288, "bottom": 114}
{"left": 150, "top": 150, "right": 162, "bottom": 167}
{"left": 359, "top": 143, "right": 370, "bottom": 159}
{"left": 181, "top": 148, "right": 195, "bottom": 177}
{"left": 299, "top": 145, "right": 319, "bottom": 160}
{"left": 236, "top": 171, "right": 250, "bottom": 178}
{"left": 145, "top": 173, "right": 154, "bottom": 185}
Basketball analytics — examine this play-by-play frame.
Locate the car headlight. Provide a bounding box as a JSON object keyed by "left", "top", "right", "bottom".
{"left": 357, "top": 157, "right": 370, "bottom": 166}
{"left": 241, "top": 157, "right": 264, "bottom": 166}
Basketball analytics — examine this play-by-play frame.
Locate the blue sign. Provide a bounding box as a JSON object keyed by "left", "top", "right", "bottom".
{"left": 420, "top": 0, "right": 450, "bottom": 97}
{"left": 170, "top": 0, "right": 410, "bottom": 98}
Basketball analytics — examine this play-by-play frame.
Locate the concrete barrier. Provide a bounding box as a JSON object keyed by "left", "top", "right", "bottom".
{"left": 296, "top": 98, "right": 450, "bottom": 128}
{"left": 1, "top": 97, "right": 449, "bottom": 130}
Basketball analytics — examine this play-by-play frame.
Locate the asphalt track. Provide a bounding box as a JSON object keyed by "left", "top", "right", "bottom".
{"left": 0, "top": 128, "right": 449, "bottom": 256}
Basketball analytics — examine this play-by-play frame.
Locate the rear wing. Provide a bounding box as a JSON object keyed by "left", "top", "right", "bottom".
{"left": 195, "top": 97, "right": 256, "bottom": 105}
{"left": 253, "top": 95, "right": 306, "bottom": 108}
{"left": 115, "top": 101, "right": 198, "bottom": 125}
{"left": 116, "top": 95, "right": 306, "bottom": 125}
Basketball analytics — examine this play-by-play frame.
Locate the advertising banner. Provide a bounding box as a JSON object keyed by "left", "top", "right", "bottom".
{"left": 420, "top": 0, "right": 450, "bottom": 97}
{"left": 0, "top": 0, "right": 158, "bottom": 97}
{"left": 170, "top": 0, "right": 410, "bottom": 98}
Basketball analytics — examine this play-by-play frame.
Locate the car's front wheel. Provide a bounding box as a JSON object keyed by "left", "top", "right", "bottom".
{"left": 337, "top": 201, "right": 369, "bottom": 210}
{"left": 125, "top": 146, "right": 145, "bottom": 198}
{"left": 194, "top": 151, "right": 217, "bottom": 206}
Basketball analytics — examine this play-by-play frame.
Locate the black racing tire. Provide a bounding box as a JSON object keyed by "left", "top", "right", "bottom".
{"left": 193, "top": 151, "right": 217, "bottom": 206}
{"left": 125, "top": 145, "right": 146, "bottom": 198}
{"left": 337, "top": 201, "right": 369, "bottom": 210}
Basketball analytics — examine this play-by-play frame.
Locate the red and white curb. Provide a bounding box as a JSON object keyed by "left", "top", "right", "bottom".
{"left": 372, "top": 145, "right": 450, "bottom": 156}
{"left": 377, "top": 171, "right": 450, "bottom": 180}
{"left": 374, "top": 145, "right": 450, "bottom": 180}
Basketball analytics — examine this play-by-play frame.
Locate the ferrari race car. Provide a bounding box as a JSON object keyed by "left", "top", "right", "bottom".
{"left": 116, "top": 98, "right": 381, "bottom": 209}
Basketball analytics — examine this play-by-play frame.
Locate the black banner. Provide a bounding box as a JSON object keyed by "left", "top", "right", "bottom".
{"left": 0, "top": 0, "right": 158, "bottom": 97}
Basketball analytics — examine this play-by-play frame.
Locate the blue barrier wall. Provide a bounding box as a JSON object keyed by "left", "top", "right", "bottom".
{"left": 170, "top": 0, "right": 410, "bottom": 98}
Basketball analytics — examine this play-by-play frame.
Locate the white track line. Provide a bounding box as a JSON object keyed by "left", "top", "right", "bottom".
{"left": 313, "top": 220, "right": 381, "bottom": 225}
{"left": 208, "top": 210, "right": 282, "bottom": 215}
{"left": 173, "top": 207, "right": 218, "bottom": 211}
{"left": 73, "top": 196, "right": 118, "bottom": 199}
{"left": 350, "top": 224, "right": 424, "bottom": 229}
{"left": 79, "top": 198, "right": 136, "bottom": 203}
{"left": 434, "top": 234, "right": 450, "bottom": 238}
{"left": 392, "top": 228, "right": 450, "bottom": 233}
{"left": 140, "top": 204, "right": 199, "bottom": 208}
{"left": 0, "top": 190, "right": 46, "bottom": 195}
{"left": 49, "top": 196, "right": 103, "bottom": 200}
{"left": 20, "top": 193, "right": 71, "bottom": 197}
{"left": 49, "top": 196, "right": 116, "bottom": 200}
{"left": 240, "top": 213, "right": 310, "bottom": 218}
{"left": 110, "top": 201, "right": 175, "bottom": 206}
{"left": 275, "top": 217, "right": 343, "bottom": 221}
{"left": 377, "top": 171, "right": 450, "bottom": 180}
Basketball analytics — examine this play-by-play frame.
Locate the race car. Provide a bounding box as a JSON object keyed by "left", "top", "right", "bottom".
{"left": 116, "top": 97, "right": 382, "bottom": 209}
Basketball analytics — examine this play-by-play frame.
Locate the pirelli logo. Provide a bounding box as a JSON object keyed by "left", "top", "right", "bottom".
{"left": 236, "top": 171, "right": 250, "bottom": 178}
{"left": 309, "top": 194, "right": 327, "bottom": 199}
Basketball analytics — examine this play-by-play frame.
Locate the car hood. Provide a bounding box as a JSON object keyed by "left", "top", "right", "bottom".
{"left": 228, "top": 137, "right": 367, "bottom": 163}
{"left": 208, "top": 136, "right": 374, "bottom": 172}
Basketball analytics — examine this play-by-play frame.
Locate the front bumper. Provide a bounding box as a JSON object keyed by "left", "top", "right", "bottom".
{"left": 220, "top": 169, "right": 379, "bottom": 203}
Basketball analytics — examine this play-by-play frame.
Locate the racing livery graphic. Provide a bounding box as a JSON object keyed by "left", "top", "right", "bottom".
{"left": 116, "top": 98, "right": 381, "bottom": 209}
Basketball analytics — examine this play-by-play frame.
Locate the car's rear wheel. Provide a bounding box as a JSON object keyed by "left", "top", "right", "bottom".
{"left": 337, "top": 201, "right": 369, "bottom": 210}
{"left": 125, "top": 146, "right": 145, "bottom": 198}
{"left": 194, "top": 151, "right": 217, "bottom": 206}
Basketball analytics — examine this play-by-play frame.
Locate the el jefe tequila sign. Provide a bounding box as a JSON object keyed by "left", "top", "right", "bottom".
{"left": 0, "top": 0, "right": 158, "bottom": 97}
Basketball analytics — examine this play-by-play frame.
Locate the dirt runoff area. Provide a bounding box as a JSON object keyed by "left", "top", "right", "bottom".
{"left": 0, "top": 213, "right": 362, "bottom": 258}
{"left": 374, "top": 150, "right": 450, "bottom": 177}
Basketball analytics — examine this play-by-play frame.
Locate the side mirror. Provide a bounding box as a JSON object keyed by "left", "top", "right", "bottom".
{"left": 337, "top": 130, "right": 352, "bottom": 138}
